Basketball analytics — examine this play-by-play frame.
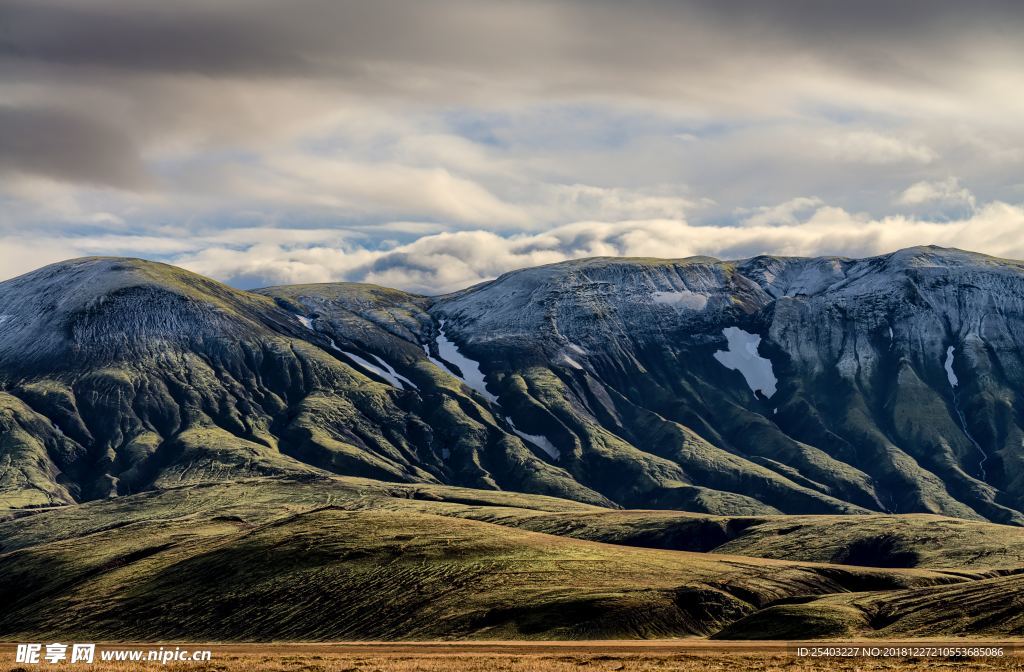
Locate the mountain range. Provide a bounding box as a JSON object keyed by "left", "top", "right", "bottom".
{"left": 6, "top": 246, "right": 1024, "bottom": 641}
{"left": 1, "top": 245, "right": 1022, "bottom": 524}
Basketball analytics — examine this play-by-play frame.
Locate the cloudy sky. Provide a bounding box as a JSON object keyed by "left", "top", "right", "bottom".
{"left": 3, "top": 0, "right": 1024, "bottom": 292}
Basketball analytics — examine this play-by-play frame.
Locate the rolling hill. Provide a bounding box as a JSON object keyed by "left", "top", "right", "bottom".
{"left": 0, "top": 475, "right": 1004, "bottom": 641}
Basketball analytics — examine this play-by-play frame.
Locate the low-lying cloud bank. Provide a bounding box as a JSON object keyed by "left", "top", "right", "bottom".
{"left": 173, "top": 202, "right": 1024, "bottom": 293}
{"left": 3, "top": 200, "right": 1022, "bottom": 294}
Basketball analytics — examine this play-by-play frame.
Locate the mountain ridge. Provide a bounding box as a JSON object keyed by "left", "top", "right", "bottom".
{"left": 2, "top": 246, "right": 1023, "bottom": 525}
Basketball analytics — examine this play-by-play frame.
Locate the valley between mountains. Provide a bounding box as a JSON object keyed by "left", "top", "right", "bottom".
{"left": 3, "top": 246, "right": 1024, "bottom": 640}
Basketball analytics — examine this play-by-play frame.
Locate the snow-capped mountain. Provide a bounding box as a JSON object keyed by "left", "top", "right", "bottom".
{"left": 2, "top": 247, "right": 1023, "bottom": 524}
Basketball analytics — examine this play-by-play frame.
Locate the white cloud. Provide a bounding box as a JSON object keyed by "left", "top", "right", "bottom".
{"left": 740, "top": 197, "right": 824, "bottom": 227}
{"left": 820, "top": 131, "right": 937, "bottom": 165}
{"left": 535, "top": 184, "right": 699, "bottom": 223}
{"left": 176, "top": 244, "right": 379, "bottom": 287}
{"left": 159, "top": 199, "right": 1024, "bottom": 293}
{"left": 0, "top": 237, "right": 85, "bottom": 281}
{"left": 898, "top": 177, "right": 976, "bottom": 209}
{"left": 6, "top": 197, "right": 1024, "bottom": 293}
{"left": 177, "top": 156, "right": 530, "bottom": 228}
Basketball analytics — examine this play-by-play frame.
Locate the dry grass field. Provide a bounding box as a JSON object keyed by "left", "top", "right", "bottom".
{"left": 4, "top": 642, "right": 1024, "bottom": 672}
{"left": 2, "top": 478, "right": 987, "bottom": 643}
{"left": 5, "top": 478, "right": 1024, "bottom": 643}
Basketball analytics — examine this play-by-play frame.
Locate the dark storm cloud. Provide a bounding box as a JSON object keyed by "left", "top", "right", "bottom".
{"left": 2, "top": 0, "right": 1020, "bottom": 175}
{"left": 0, "top": 0, "right": 549, "bottom": 80}
{"left": 2, "top": 0, "right": 1022, "bottom": 84}
{"left": 2, "top": 0, "right": 1022, "bottom": 187}
{"left": 675, "top": 0, "right": 1024, "bottom": 84}
{"left": 668, "top": 0, "right": 1020, "bottom": 36}
{"left": 0, "top": 0, "right": 310, "bottom": 75}
{"left": 2, "top": 0, "right": 1023, "bottom": 130}
{"left": 0, "top": 105, "right": 149, "bottom": 188}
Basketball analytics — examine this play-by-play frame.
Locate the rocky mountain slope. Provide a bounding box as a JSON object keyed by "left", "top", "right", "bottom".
{"left": 2, "top": 247, "right": 1023, "bottom": 523}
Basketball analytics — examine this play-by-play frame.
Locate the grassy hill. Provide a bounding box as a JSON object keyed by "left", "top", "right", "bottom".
{"left": 3, "top": 476, "right": 1021, "bottom": 641}
{"left": 717, "top": 572, "right": 1024, "bottom": 639}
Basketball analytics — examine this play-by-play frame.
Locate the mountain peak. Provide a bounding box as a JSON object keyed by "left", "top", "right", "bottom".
{"left": 882, "top": 245, "right": 1012, "bottom": 268}
{"left": 0, "top": 256, "right": 282, "bottom": 375}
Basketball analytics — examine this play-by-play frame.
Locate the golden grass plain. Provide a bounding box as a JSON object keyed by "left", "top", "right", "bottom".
{"left": 4, "top": 642, "right": 1024, "bottom": 672}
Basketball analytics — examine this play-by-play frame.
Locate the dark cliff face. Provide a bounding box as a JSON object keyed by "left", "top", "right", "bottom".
{"left": 2, "top": 247, "right": 1024, "bottom": 524}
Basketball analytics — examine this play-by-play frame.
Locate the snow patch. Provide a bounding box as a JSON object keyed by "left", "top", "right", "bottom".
{"left": 713, "top": 327, "right": 778, "bottom": 399}
{"left": 945, "top": 344, "right": 986, "bottom": 479}
{"left": 369, "top": 353, "right": 418, "bottom": 390}
{"left": 782, "top": 262, "right": 845, "bottom": 297}
{"left": 431, "top": 320, "right": 498, "bottom": 404}
{"left": 0, "top": 314, "right": 11, "bottom": 328}
{"left": 507, "top": 417, "right": 560, "bottom": 460}
{"left": 944, "top": 346, "right": 959, "bottom": 387}
{"left": 321, "top": 335, "right": 413, "bottom": 391}
{"left": 293, "top": 315, "right": 414, "bottom": 390}
{"left": 561, "top": 355, "right": 583, "bottom": 370}
{"left": 338, "top": 349, "right": 407, "bottom": 389}
{"left": 652, "top": 290, "right": 708, "bottom": 311}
